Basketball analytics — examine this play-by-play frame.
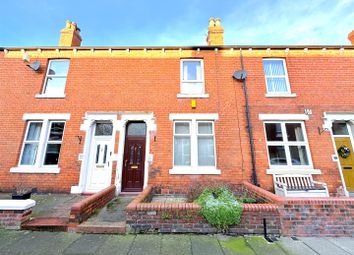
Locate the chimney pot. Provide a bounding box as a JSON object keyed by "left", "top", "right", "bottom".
{"left": 348, "top": 30, "right": 354, "bottom": 45}
{"left": 59, "top": 20, "right": 82, "bottom": 47}
{"left": 206, "top": 18, "right": 224, "bottom": 46}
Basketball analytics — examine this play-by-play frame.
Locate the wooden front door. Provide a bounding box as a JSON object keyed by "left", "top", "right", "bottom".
{"left": 122, "top": 122, "right": 146, "bottom": 192}
{"left": 333, "top": 122, "right": 354, "bottom": 192}
{"left": 335, "top": 137, "right": 354, "bottom": 192}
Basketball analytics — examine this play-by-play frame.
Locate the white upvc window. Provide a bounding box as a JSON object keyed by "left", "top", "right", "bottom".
{"left": 41, "top": 59, "right": 70, "bottom": 97}
{"left": 264, "top": 121, "right": 313, "bottom": 170}
{"left": 11, "top": 113, "right": 70, "bottom": 174}
{"left": 263, "top": 59, "right": 294, "bottom": 97}
{"left": 170, "top": 114, "right": 219, "bottom": 175}
{"left": 179, "top": 59, "right": 207, "bottom": 97}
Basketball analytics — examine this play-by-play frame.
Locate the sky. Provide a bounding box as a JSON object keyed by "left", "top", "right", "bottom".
{"left": 1, "top": 0, "right": 354, "bottom": 47}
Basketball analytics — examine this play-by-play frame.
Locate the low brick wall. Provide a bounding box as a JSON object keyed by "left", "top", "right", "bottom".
{"left": 126, "top": 185, "right": 281, "bottom": 235}
{"left": 0, "top": 209, "right": 32, "bottom": 229}
{"left": 243, "top": 181, "right": 354, "bottom": 237}
{"left": 69, "top": 185, "right": 116, "bottom": 225}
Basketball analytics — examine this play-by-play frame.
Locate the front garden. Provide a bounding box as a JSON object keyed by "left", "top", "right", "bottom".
{"left": 126, "top": 182, "right": 280, "bottom": 235}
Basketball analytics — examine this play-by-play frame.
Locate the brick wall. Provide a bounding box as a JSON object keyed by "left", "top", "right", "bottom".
{"left": 126, "top": 185, "right": 281, "bottom": 235}
{"left": 1, "top": 49, "right": 354, "bottom": 193}
{"left": 244, "top": 181, "right": 354, "bottom": 237}
{"left": 69, "top": 185, "right": 116, "bottom": 225}
{"left": 0, "top": 208, "right": 32, "bottom": 230}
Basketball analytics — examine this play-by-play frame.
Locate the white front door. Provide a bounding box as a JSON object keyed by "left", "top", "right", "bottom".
{"left": 86, "top": 123, "right": 114, "bottom": 192}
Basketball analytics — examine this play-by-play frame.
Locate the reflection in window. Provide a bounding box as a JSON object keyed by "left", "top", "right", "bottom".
{"left": 95, "top": 123, "right": 113, "bottom": 136}
{"left": 127, "top": 123, "right": 146, "bottom": 136}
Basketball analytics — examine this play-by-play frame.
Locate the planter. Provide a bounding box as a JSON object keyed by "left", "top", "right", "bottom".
{"left": 12, "top": 192, "right": 31, "bottom": 200}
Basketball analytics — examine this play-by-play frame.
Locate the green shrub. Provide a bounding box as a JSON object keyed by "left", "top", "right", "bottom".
{"left": 195, "top": 186, "right": 243, "bottom": 231}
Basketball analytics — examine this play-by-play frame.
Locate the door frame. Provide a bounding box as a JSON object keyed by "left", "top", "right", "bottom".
{"left": 71, "top": 113, "right": 118, "bottom": 194}
{"left": 323, "top": 112, "right": 354, "bottom": 197}
{"left": 115, "top": 113, "right": 156, "bottom": 193}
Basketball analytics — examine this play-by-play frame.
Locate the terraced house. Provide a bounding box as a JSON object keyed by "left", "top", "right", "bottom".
{"left": 1, "top": 19, "right": 354, "bottom": 197}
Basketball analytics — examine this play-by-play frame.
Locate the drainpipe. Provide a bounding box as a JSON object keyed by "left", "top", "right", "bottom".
{"left": 236, "top": 48, "right": 258, "bottom": 186}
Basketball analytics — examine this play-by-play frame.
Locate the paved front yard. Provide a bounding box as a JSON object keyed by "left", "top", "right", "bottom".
{"left": 1, "top": 230, "right": 354, "bottom": 255}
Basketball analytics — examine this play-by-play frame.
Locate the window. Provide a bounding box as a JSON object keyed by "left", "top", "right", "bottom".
{"left": 11, "top": 114, "right": 70, "bottom": 173}
{"left": 180, "top": 59, "right": 205, "bottom": 96}
{"left": 171, "top": 114, "right": 218, "bottom": 174}
{"left": 264, "top": 121, "right": 312, "bottom": 168}
{"left": 42, "top": 60, "right": 70, "bottom": 96}
{"left": 263, "top": 59, "right": 292, "bottom": 95}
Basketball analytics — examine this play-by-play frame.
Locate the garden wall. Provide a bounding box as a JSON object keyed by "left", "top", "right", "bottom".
{"left": 126, "top": 185, "right": 281, "bottom": 235}
{"left": 243, "top": 181, "right": 354, "bottom": 237}
{"left": 69, "top": 185, "right": 116, "bottom": 225}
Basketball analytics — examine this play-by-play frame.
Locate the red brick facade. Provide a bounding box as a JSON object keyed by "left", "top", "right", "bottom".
{"left": 1, "top": 23, "right": 354, "bottom": 196}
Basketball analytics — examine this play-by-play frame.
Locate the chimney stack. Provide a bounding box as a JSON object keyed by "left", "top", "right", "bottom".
{"left": 59, "top": 21, "right": 82, "bottom": 47}
{"left": 207, "top": 18, "right": 224, "bottom": 46}
{"left": 348, "top": 30, "right": 354, "bottom": 45}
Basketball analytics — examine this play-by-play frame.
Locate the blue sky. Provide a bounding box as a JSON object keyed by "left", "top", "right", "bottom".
{"left": 1, "top": 0, "right": 354, "bottom": 47}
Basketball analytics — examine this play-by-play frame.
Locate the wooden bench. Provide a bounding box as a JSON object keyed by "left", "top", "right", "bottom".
{"left": 273, "top": 174, "right": 329, "bottom": 197}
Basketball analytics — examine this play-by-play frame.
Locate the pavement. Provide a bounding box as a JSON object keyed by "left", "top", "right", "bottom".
{"left": 0, "top": 230, "right": 354, "bottom": 255}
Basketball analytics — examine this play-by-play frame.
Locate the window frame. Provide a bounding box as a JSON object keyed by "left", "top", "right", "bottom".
{"left": 263, "top": 121, "right": 313, "bottom": 170}
{"left": 19, "top": 120, "right": 43, "bottom": 166}
{"left": 11, "top": 114, "right": 69, "bottom": 173}
{"left": 41, "top": 59, "right": 70, "bottom": 97}
{"left": 42, "top": 121, "right": 66, "bottom": 166}
{"left": 171, "top": 117, "right": 218, "bottom": 174}
{"left": 173, "top": 120, "right": 192, "bottom": 167}
{"left": 179, "top": 59, "right": 206, "bottom": 97}
{"left": 263, "top": 58, "right": 293, "bottom": 96}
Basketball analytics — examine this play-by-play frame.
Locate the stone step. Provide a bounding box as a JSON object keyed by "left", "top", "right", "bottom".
{"left": 21, "top": 217, "right": 68, "bottom": 232}
{"left": 74, "top": 221, "right": 126, "bottom": 234}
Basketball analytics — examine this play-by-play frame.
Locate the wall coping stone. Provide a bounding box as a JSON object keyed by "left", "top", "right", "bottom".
{"left": 0, "top": 199, "right": 36, "bottom": 210}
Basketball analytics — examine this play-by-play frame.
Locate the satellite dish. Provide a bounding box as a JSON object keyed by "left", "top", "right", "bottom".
{"left": 233, "top": 70, "right": 248, "bottom": 81}
{"left": 27, "top": 61, "right": 41, "bottom": 72}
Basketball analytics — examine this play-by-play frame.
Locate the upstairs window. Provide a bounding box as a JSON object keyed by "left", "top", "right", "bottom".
{"left": 42, "top": 60, "right": 70, "bottom": 96}
{"left": 263, "top": 59, "right": 291, "bottom": 95}
{"left": 180, "top": 59, "right": 205, "bottom": 96}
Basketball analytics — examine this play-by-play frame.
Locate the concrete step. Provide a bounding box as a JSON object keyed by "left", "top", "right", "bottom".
{"left": 21, "top": 217, "right": 68, "bottom": 232}
{"left": 74, "top": 221, "right": 126, "bottom": 234}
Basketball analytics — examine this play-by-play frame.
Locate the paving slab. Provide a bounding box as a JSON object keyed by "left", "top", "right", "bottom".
{"left": 326, "top": 238, "right": 354, "bottom": 255}
{"left": 218, "top": 236, "right": 256, "bottom": 255}
{"left": 128, "top": 234, "right": 161, "bottom": 255}
{"left": 245, "top": 236, "right": 287, "bottom": 255}
{"left": 277, "top": 237, "right": 318, "bottom": 255}
{"left": 300, "top": 237, "right": 351, "bottom": 255}
{"left": 1, "top": 231, "right": 81, "bottom": 255}
{"left": 161, "top": 234, "right": 191, "bottom": 255}
{"left": 0, "top": 230, "right": 31, "bottom": 251}
{"left": 191, "top": 235, "right": 224, "bottom": 255}
{"left": 86, "top": 196, "right": 134, "bottom": 223}
{"left": 64, "top": 234, "right": 109, "bottom": 255}
{"left": 96, "top": 235, "right": 135, "bottom": 255}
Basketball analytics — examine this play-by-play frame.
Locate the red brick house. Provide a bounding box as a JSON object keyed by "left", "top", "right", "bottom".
{"left": 1, "top": 20, "right": 354, "bottom": 197}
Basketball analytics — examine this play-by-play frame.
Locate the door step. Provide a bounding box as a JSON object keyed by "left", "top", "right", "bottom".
{"left": 74, "top": 221, "right": 126, "bottom": 234}
{"left": 119, "top": 192, "right": 140, "bottom": 197}
{"left": 21, "top": 217, "right": 68, "bottom": 232}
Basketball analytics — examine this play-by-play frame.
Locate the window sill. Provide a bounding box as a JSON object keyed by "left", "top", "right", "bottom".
{"left": 265, "top": 93, "right": 296, "bottom": 98}
{"left": 266, "top": 168, "right": 322, "bottom": 175}
{"left": 35, "top": 94, "right": 66, "bottom": 99}
{"left": 177, "top": 94, "right": 209, "bottom": 99}
{"left": 10, "top": 166, "right": 60, "bottom": 174}
{"left": 169, "top": 167, "right": 220, "bottom": 175}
